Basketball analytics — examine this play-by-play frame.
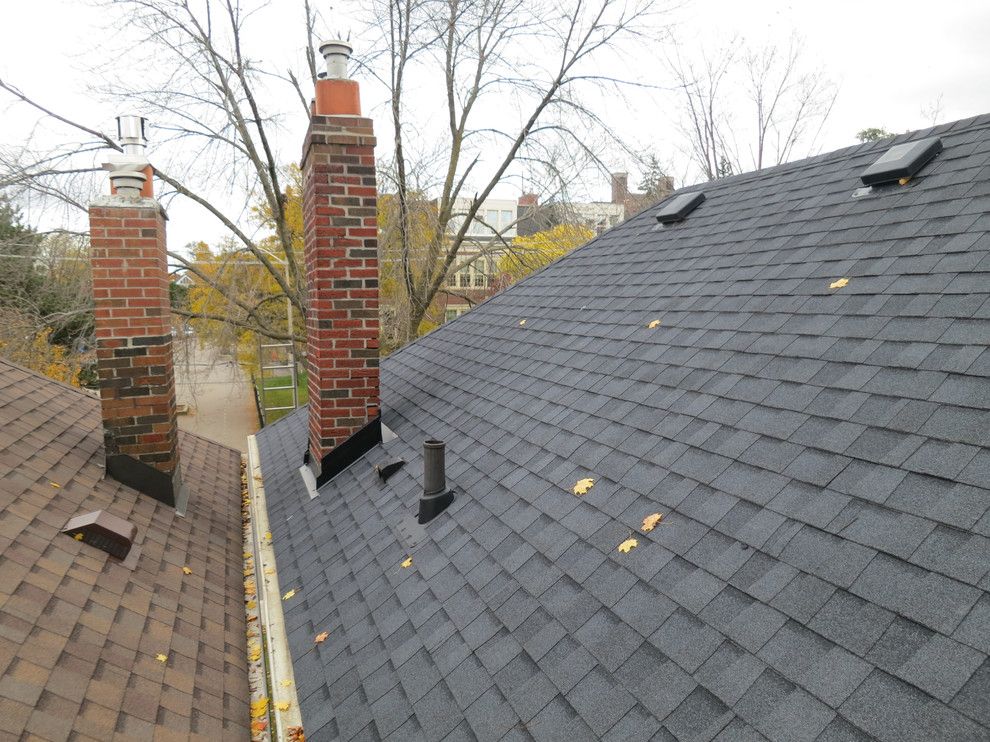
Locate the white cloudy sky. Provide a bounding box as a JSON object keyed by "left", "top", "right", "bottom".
{"left": 2, "top": 0, "right": 988, "bottom": 251}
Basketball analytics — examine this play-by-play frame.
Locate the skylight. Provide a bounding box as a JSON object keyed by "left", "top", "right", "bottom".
{"left": 655, "top": 191, "right": 705, "bottom": 225}
{"left": 860, "top": 136, "right": 942, "bottom": 186}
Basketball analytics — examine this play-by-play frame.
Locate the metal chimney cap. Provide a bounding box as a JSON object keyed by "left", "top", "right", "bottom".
{"left": 109, "top": 169, "right": 147, "bottom": 198}
{"left": 116, "top": 115, "right": 148, "bottom": 157}
{"left": 318, "top": 39, "right": 353, "bottom": 79}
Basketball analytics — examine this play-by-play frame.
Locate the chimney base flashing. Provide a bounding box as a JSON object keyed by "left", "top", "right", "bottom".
{"left": 308, "top": 415, "right": 382, "bottom": 488}
{"left": 106, "top": 454, "right": 187, "bottom": 512}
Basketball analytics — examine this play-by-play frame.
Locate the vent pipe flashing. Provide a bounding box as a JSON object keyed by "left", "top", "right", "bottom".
{"left": 418, "top": 439, "right": 454, "bottom": 524}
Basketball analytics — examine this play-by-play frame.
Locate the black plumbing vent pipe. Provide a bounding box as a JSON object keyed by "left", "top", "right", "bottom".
{"left": 418, "top": 439, "right": 454, "bottom": 524}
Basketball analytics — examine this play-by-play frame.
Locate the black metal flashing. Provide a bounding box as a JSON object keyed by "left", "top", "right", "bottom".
{"left": 655, "top": 191, "right": 705, "bottom": 225}
{"left": 106, "top": 453, "right": 184, "bottom": 509}
{"left": 860, "top": 136, "right": 943, "bottom": 185}
{"left": 313, "top": 416, "right": 382, "bottom": 488}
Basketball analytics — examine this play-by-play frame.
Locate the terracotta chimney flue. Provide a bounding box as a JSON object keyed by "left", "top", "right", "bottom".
{"left": 314, "top": 39, "right": 361, "bottom": 116}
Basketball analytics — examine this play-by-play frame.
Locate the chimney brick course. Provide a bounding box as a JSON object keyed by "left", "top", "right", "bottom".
{"left": 89, "top": 199, "right": 182, "bottom": 506}
{"left": 302, "top": 111, "right": 380, "bottom": 468}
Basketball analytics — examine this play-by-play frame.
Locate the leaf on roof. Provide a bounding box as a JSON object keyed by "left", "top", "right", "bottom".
{"left": 829, "top": 277, "right": 849, "bottom": 289}
{"left": 617, "top": 537, "right": 638, "bottom": 553}
{"left": 250, "top": 697, "right": 269, "bottom": 719}
{"left": 281, "top": 679, "right": 294, "bottom": 687}
{"left": 264, "top": 531, "right": 273, "bottom": 542}
{"left": 276, "top": 701, "right": 291, "bottom": 712}
{"left": 182, "top": 566, "right": 193, "bottom": 575}
{"left": 251, "top": 720, "right": 268, "bottom": 733}
{"left": 519, "top": 319, "right": 527, "bottom": 326}
{"left": 49, "top": 481, "right": 60, "bottom": 488}
{"left": 282, "top": 589, "right": 296, "bottom": 601}
{"left": 287, "top": 726, "right": 306, "bottom": 742}
{"left": 641, "top": 513, "right": 664, "bottom": 532}
{"left": 647, "top": 319, "right": 662, "bottom": 329}
{"left": 248, "top": 642, "right": 262, "bottom": 662}
{"left": 243, "top": 552, "right": 253, "bottom": 560}
{"left": 264, "top": 567, "right": 275, "bottom": 576}
{"left": 314, "top": 631, "right": 329, "bottom": 644}
{"left": 572, "top": 477, "right": 595, "bottom": 496}
{"left": 245, "top": 580, "right": 257, "bottom": 597}
{"left": 73, "top": 532, "right": 84, "bottom": 541}
{"left": 401, "top": 556, "right": 413, "bottom": 568}
{"left": 155, "top": 653, "right": 168, "bottom": 663}
{"left": 246, "top": 600, "right": 257, "bottom": 610}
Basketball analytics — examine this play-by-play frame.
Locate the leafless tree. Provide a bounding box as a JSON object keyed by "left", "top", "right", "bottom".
{"left": 669, "top": 36, "right": 837, "bottom": 181}
{"left": 2, "top": 0, "right": 662, "bottom": 351}
{"left": 0, "top": 0, "right": 323, "bottom": 343}
{"left": 359, "top": 0, "right": 662, "bottom": 344}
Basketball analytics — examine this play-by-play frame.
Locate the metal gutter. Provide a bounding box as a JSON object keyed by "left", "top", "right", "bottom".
{"left": 246, "top": 434, "right": 303, "bottom": 740}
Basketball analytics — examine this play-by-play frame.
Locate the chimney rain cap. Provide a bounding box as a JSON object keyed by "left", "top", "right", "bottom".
{"left": 319, "top": 39, "right": 353, "bottom": 80}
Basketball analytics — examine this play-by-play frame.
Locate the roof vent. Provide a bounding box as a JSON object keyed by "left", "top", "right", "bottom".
{"left": 655, "top": 191, "right": 705, "bottom": 225}
{"left": 417, "top": 440, "right": 454, "bottom": 524}
{"left": 860, "top": 136, "right": 942, "bottom": 185}
{"left": 376, "top": 459, "right": 406, "bottom": 483}
{"left": 61, "top": 510, "right": 137, "bottom": 560}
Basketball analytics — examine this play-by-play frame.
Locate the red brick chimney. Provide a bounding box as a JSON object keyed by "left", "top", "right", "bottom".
{"left": 302, "top": 40, "right": 381, "bottom": 482}
{"left": 611, "top": 172, "right": 629, "bottom": 205}
{"left": 89, "top": 116, "right": 184, "bottom": 508}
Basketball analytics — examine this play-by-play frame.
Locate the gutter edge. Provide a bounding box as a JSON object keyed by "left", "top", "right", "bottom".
{"left": 246, "top": 434, "right": 303, "bottom": 739}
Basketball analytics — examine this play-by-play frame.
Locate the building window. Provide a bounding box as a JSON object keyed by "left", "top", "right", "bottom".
{"left": 445, "top": 309, "right": 458, "bottom": 322}
{"left": 473, "top": 272, "right": 485, "bottom": 287}
{"left": 459, "top": 273, "right": 470, "bottom": 288}
{"left": 447, "top": 272, "right": 457, "bottom": 286}
{"left": 501, "top": 210, "right": 513, "bottom": 226}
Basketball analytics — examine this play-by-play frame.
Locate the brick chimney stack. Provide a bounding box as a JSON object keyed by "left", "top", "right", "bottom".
{"left": 89, "top": 116, "right": 184, "bottom": 508}
{"left": 611, "top": 172, "right": 629, "bottom": 205}
{"left": 302, "top": 40, "right": 381, "bottom": 481}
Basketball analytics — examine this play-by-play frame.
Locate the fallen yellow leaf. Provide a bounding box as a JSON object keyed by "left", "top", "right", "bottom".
{"left": 641, "top": 513, "right": 664, "bottom": 532}
{"left": 155, "top": 653, "right": 168, "bottom": 663}
{"left": 401, "top": 556, "right": 413, "bottom": 568}
{"left": 182, "top": 566, "right": 193, "bottom": 575}
{"left": 49, "top": 481, "right": 60, "bottom": 489}
{"left": 73, "top": 533, "right": 84, "bottom": 541}
{"left": 281, "top": 679, "right": 294, "bottom": 687}
{"left": 572, "top": 477, "right": 595, "bottom": 496}
{"left": 243, "top": 552, "right": 253, "bottom": 560}
{"left": 282, "top": 589, "right": 296, "bottom": 601}
{"left": 251, "top": 719, "right": 268, "bottom": 732}
{"left": 617, "top": 538, "right": 639, "bottom": 553}
{"left": 246, "top": 600, "right": 257, "bottom": 610}
{"left": 264, "top": 567, "right": 275, "bottom": 576}
{"left": 314, "top": 631, "right": 329, "bottom": 644}
{"left": 248, "top": 642, "right": 262, "bottom": 662}
{"left": 275, "top": 702, "right": 291, "bottom": 712}
{"left": 264, "top": 531, "right": 272, "bottom": 542}
{"left": 830, "top": 277, "right": 849, "bottom": 289}
{"left": 647, "top": 319, "right": 661, "bottom": 329}
{"left": 250, "top": 697, "right": 269, "bottom": 719}
{"left": 519, "top": 319, "right": 527, "bottom": 326}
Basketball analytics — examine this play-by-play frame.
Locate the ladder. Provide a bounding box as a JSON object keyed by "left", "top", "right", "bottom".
{"left": 257, "top": 340, "right": 299, "bottom": 425}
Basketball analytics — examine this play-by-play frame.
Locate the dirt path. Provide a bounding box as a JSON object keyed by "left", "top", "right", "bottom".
{"left": 173, "top": 339, "right": 259, "bottom": 453}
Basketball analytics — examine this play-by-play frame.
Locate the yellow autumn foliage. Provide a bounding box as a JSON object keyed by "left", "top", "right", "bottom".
{"left": 498, "top": 223, "right": 594, "bottom": 286}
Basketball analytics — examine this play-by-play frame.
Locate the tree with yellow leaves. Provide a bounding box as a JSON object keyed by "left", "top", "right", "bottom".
{"left": 498, "top": 224, "right": 594, "bottom": 287}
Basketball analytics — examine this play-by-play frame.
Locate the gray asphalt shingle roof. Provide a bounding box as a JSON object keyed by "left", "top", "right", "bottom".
{"left": 257, "top": 114, "right": 990, "bottom": 742}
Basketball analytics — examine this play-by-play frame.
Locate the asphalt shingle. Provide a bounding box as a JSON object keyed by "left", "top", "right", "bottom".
{"left": 257, "top": 114, "right": 990, "bottom": 742}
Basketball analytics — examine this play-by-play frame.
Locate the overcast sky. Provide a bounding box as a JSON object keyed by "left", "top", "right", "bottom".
{"left": 2, "top": 0, "right": 989, "bottom": 251}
